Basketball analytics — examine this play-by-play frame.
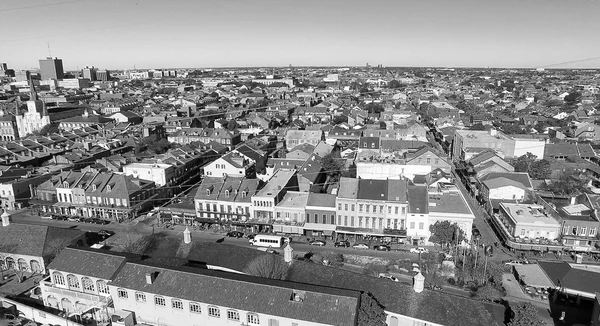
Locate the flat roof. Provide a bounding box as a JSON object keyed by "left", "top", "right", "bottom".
{"left": 428, "top": 191, "right": 472, "bottom": 215}
{"left": 501, "top": 203, "right": 560, "bottom": 226}
{"left": 255, "top": 169, "right": 296, "bottom": 197}
{"left": 276, "top": 191, "right": 309, "bottom": 209}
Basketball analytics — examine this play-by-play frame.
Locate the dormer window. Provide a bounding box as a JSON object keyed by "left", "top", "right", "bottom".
{"left": 225, "top": 190, "right": 229, "bottom": 197}
{"left": 92, "top": 184, "right": 97, "bottom": 191}
{"left": 371, "top": 143, "right": 375, "bottom": 148}
{"left": 290, "top": 290, "right": 305, "bottom": 302}
{"left": 206, "top": 189, "right": 210, "bottom": 196}
{"left": 242, "top": 191, "right": 247, "bottom": 198}
{"left": 106, "top": 185, "right": 111, "bottom": 192}
{"left": 63, "top": 181, "right": 69, "bottom": 188}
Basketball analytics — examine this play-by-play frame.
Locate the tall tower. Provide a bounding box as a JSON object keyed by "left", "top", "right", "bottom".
{"left": 39, "top": 57, "right": 64, "bottom": 80}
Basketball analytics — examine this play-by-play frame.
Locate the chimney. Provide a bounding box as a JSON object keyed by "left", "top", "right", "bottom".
{"left": 183, "top": 226, "right": 191, "bottom": 244}
{"left": 145, "top": 272, "right": 157, "bottom": 285}
{"left": 413, "top": 272, "right": 425, "bottom": 293}
{"left": 1, "top": 210, "right": 10, "bottom": 227}
{"left": 489, "top": 129, "right": 498, "bottom": 137}
{"left": 570, "top": 196, "right": 577, "bottom": 205}
{"left": 284, "top": 242, "right": 293, "bottom": 263}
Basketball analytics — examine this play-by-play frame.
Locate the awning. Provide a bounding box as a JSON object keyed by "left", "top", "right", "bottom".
{"left": 323, "top": 230, "right": 334, "bottom": 236}
{"left": 514, "top": 264, "right": 555, "bottom": 288}
{"left": 273, "top": 224, "right": 303, "bottom": 234}
{"left": 195, "top": 217, "right": 218, "bottom": 224}
{"left": 303, "top": 223, "right": 336, "bottom": 231}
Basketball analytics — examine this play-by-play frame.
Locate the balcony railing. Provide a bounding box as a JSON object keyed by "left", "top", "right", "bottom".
{"left": 41, "top": 279, "right": 111, "bottom": 306}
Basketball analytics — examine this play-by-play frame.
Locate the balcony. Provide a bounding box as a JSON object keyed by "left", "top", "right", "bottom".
{"left": 41, "top": 278, "right": 111, "bottom": 306}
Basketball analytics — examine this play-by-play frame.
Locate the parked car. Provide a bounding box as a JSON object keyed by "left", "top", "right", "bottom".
{"left": 352, "top": 243, "right": 369, "bottom": 250}
{"left": 226, "top": 231, "right": 244, "bottom": 238}
{"left": 309, "top": 240, "right": 326, "bottom": 246}
{"left": 40, "top": 215, "right": 53, "bottom": 220}
{"left": 410, "top": 247, "right": 429, "bottom": 254}
{"left": 67, "top": 217, "right": 79, "bottom": 222}
{"left": 504, "top": 260, "right": 524, "bottom": 266}
{"left": 378, "top": 273, "right": 399, "bottom": 282}
{"left": 246, "top": 234, "right": 256, "bottom": 240}
{"left": 97, "top": 230, "right": 114, "bottom": 237}
{"left": 472, "top": 228, "right": 481, "bottom": 239}
{"left": 373, "top": 245, "right": 391, "bottom": 251}
{"left": 334, "top": 240, "right": 350, "bottom": 248}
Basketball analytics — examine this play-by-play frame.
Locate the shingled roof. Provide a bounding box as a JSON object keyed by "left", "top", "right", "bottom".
{"left": 0, "top": 223, "right": 85, "bottom": 258}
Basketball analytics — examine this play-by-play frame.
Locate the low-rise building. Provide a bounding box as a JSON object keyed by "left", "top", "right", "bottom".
{"left": 304, "top": 192, "right": 337, "bottom": 238}
{"left": 497, "top": 202, "right": 561, "bottom": 240}
{"left": 251, "top": 169, "right": 298, "bottom": 226}
{"left": 194, "top": 177, "right": 259, "bottom": 225}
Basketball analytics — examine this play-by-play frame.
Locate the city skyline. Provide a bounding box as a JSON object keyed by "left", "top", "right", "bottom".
{"left": 1, "top": 0, "right": 600, "bottom": 70}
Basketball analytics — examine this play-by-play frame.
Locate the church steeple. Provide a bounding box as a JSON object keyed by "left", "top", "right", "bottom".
{"left": 27, "top": 71, "right": 37, "bottom": 102}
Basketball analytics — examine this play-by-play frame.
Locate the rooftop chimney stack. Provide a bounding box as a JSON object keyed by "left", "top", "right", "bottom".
{"left": 1, "top": 210, "right": 10, "bottom": 227}
{"left": 284, "top": 242, "right": 293, "bottom": 263}
{"left": 183, "top": 226, "right": 191, "bottom": 244}
{"left": 413, "top": 272, "right": 425, "bottom": 293}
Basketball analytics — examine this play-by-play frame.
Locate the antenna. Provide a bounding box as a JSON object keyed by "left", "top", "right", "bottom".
{"left": 47, "top": 42, "right": 52, "bottom": 57}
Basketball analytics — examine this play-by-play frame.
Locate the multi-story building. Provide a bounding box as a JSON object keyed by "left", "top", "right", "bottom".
{"left": 35, "top": 168, "right": 156, "bottom": 221}
{"left": 39, "top": 57, "right": 64, "bottom": 80}
{"left": 452, "top": 129, "right": 545, "bottom": 161}
{"left": 335, "top": 178, "right": 409, "bottom": 240}
{"left": 426, "top": 183, "right": 475, "bottom": 244}
{"left": 272, "top": 191, "right": 308, "bottom": 235}
{"left": 81, "top": 66, "right": 97, "bottom": 81}
{"left": 96, "top": 69, "right": 110, "bottom": 82}
{"left": 0, "top": 110, "right": 19, "bottom": 141}
{"left": 204, "top": 151, "right": 255, "bottom": 178}
{"left": 194, "top": 177, "right": 259, "bottom": 226}
{"left": 57, "top": 110, "right": 113, "bottom": 131}
{"left": 41, "top": 246, "right": 360, "bottom": 326}
{"left": 285, "top": 129, "right": 323, "bottom": 148}
{"left": 497, "top": 202, "right": 561, "bottom": 240}
{"left": 0, "top": 214, "right": 86, "bottom": 275}
{"left": 303, "top": 192, "right": 337, "bottom": 238}
{"left": 0, "top": 167, "right": 52, "bottom": 209}
{"left": 251, "top": 169, "right": 298, "bottom": 225}
{"left": 123, "top": 163, "right": 175, "bottom": 187}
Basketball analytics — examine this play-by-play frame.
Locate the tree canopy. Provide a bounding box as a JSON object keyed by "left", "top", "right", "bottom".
{"left": 428, "top": 220, "right": 466, "bottom": 248}
{"left": 244, "top": 255, "right": 289, "bottom": 280}
{"left": 364, "top": 103, "right": 384, "bottom": 114}
{"left": 321, "top": 153, "right": 346, "bottom": 183}
{"left": 356, "top": 292, "right": 387, "bottom": 326}
{"left": 507, "top": 302, "right": 545, "bottom": 326}
{"left": 34, "top": 123, "right": 60, "bottom": 136}
{"left": 547, "top": 170, "right": 590, "bottom": 196}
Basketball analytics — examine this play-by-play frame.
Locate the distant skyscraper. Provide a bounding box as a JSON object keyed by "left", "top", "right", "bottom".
{"left": 96, "top": 69, "right": 110, "bottom": 82}
{"left": 82, "top": 66, "right": 97, "bottom": 81}
{"left": 39, "top": 57, "right": 64, "bottom": 80}
{"left": 0, "top": 63, "right": 7, "bottom": 72}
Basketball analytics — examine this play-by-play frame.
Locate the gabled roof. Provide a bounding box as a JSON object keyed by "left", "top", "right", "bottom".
{"left": 408, "top": 185, "right": 429, "bottom": 214}
{"left": 48, "top": 247, "right": 129, "bottom": 280}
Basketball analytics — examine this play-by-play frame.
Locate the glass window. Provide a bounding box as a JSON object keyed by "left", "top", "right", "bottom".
{"left": 410, "top": 222, "right": 415, "bottom": 229}
{"left": 172, "top": 299, "right": 183, "bottom": 310}
{"left": 388, "top": 207, "right": 391, "bottom": 214}
{"left": 351, "top": 204, "right": 355, "bottom": 211}
{"left": 190, "top": 302, "right": 201, "bottom": 314}
{"left": 419, "top": 222, "right": 424, "bottom": 230}
{"left": 344, "top": 216, "right": 348, "bottom": 226}
{"left": 227, "top": 310, "right": 240, "bottom": 321}
{"left": 52, "top": 272, "right": 65, "bottom": 286}
{"left": 338, "top": 203, "right": 342, "bottom": 210}
{"left": 359, "top": 204, "right": 363, "bottom": 212}
{"left": 117, "top": 289, "right": 128, "bottom": 299}
{"left": 154, "top": 296, "right": 166, "bottom": 306}
{"left": 401, "top": 207, "right": 406, "bottom": 214}
{"left": 379, "top": 205, "right": 384, "bottom": 213}
{"left": 135, "top": 292, "right": 146, "bottom": 302}
{"left": 247, "top": 313, "right": 260, "bottom": 325}
{"left": 97, "top": 281, "right": 109, "bottom": 294}
{"left": 82, "top": 277, "right": 94, "bottom": 292}
{"left": 344, "top": 204, "right": 348, "bottom": 211}
{"left": 67, "top": 275, "right": 80, "bottom": 289}
{"left": 208, "top": 306, "right": 220, "bottom": 318}
{"left": 395, "top": 207, "right": 399, "bottom": 214}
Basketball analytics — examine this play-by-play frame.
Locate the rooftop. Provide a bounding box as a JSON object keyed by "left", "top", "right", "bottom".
{"left": 500, "top": 203, "right": 560, "bottom": 226}
{"left": 255, "top": 169, "right": 296, "bottom": 197}
{"left": 276, "top": 191, "right": 309, "bottom": 209}
{"left": 428, "top": 191, "right": 472, "bottom": 215}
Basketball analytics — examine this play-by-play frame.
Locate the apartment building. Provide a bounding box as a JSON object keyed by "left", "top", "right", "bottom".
{"left": 335, "top": 178, "right": 409, "bottom": 239}
{"left": 194, "top": 177, "right": 259, "bottom": 224}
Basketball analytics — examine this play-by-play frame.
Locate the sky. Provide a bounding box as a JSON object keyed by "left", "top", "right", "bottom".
{"left": 1, "top": 0, "right": 599, "bottom": 70}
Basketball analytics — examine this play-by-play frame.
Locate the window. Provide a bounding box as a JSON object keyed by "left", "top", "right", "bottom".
{"left": 388, "top": 207, "right": 391, "bottom": 214}
{"left": 247, "top": 313, "right": 260, "bottom": 325}
{"left": 520, "top": 229, "right": 526, "bottom": 236}
{"left": 330, "top": 215, "right": 335, "bottom": 224}
{"left": 359, "top": 204, "right": 363, "bottom": 212}
{"left": 591, "top": 228, "right": 597, "bottom": 237}
{"left": 117, "top": 289, "right": 128, "bottom": 299}
{"left": 379, "top": 205, "right": 384, "bottom": 213}
{"left": 410, "top": 222, "right": 415, "bottom": 229}
{"left": 350, "top": 217, "right": 354, "bottom": 227}
{"left": 394, "top": 206, "right": 399, "bottom": 214}
{"left": 190, "top": 302, "right": 201, "bottom": 314}
{"left": 344, "top": 204, "right": 348, "bottom": 211}
{"left": 351, "top": 204, "right": 355, "bottom": 211}
{"left": 322, "top": 214, "right": 326, "bottom": 224}
{"left": 344, "top": 216, "right": 348, "bottom": 226}
{"left": 172, "top": 299, "right": 183, "bottom": 310}
{"left": 358, "top": 217, "right": 362, "bottom": 227}
{"left": 366, "top": 205, "right": 370, "bottom": 213}
{"left": 52, "top": 272, "right": 65, "bottom": 286}
{"left": 135, "top": 292, "right": 146, "bottom": 302}
{"left": 580, "top": 227, "right": 588, "bottom": 236}
{"left": 387, "top": 219, "right": 391, "bottom": 227}
{"left": 419, "top": 222, "right": 424, "bottom": 230}
{"left": 227, "top": 310, "right": 240, "bottom": 321}
{"left": 427, "top": 158, "right": 431, "bottom": 164}
{"left": 67, "top": 274, "right": 80, "bottom": 289}
{"left": 208, "top": 306, "right": 220, "bottom": 318}
{"left": 338, "top": 215, "right": 342, "bottom": 225}
{"left": 97, "top": 281, "right": 109, "bottom": 294}
{"left": 154, "top": 296, "right": 166, "bottom": 306}
{"left": 401, "top": 207, "right": 406, "bottom": 214}
{"left": 82, "top": 277, "right": 94, "bottom": 292}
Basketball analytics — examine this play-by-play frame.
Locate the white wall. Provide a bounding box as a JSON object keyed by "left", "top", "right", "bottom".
{"left": 489, "top": 186, "right": 526, "bottom": 200}
{"left": 0, "top": 298, "right": 84, "bottom": 326}
{"left": 513, "top": 139, "right": 545, "bottom": 158}
{"left": 356, "top": 162, "right": 431, "bottom": 180}
{"left": 204, "top": 158, "right": 245, "bottom": 178}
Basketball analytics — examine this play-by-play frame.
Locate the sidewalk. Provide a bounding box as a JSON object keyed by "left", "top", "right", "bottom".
{"left": 502, "top": 273, "right": 553, "bottom": 325}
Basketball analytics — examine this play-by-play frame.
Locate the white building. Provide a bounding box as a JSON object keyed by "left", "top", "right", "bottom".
{"left": 123, "top": 162, "right": 175, "bottom": 187}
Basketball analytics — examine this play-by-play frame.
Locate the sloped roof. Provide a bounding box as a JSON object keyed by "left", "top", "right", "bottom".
{"left": 479, "top": 172, "right": 532, "bottom": 188}
{"left": 0, "top": 223, "right": 84, "bottom": 258}
{"left": 482, "top": 177, "right": 529, "bottom": 191}
{"left": 306, "top": 192, "right": 336, "bottom": 208}
{"left": 408, "top": 185, "right": 429, "bottom": 214}
{"left": 47, "top": 247, "right": 128, "bottom": 280}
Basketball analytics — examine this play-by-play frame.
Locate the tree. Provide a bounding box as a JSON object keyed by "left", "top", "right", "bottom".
{"left": 244, "top": 255, "right": 289, "bottom": 280}
{"left": 357, "top": 292, "right": 387, "bottom": 326}
{"left": 563, "top": 91, "right": 581, "bottom": 103}
{"left": 34, "top": 123, "right": 60, "bottom": 136}
{"left": 387, "top": 80, "right": 402, "bottom": 89}
{"left": 510, "top": 153, "right": 537, "bottom": 173}
{"left": 332, "top": 115, "right": 348, "bottom": 125}
{"left": 507, "top": 302, "right": 545, "bottom": 326}
{"left": 529, "top": 159, "right": 551, "bottom": 179}
{"left": 321, "top": 153, "right": 346, "bottom": 183}
{"left": 122, "top": 233, "right": 164, "bottom": 255}
{"left": 364, "top": 103, "right": 384, "bottom": 114}
{"left": 428, "top": 220, "right": 466, "bottom": 249}
{"left": 226, "top": 120, "right": 238, "bottom": 131}
{"left": 549, "top": 170, "right": 590, "bottom": 196}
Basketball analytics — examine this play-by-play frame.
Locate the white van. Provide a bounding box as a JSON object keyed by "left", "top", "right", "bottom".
{"left": 249, "top": 235, "right": 285, "bottom": 248}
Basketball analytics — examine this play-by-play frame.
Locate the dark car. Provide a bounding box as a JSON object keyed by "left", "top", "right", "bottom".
{"left": 373, "top": 244, "right": 391, "bottom": 251}
{"left": 98, "top": 230, "right": 115, "bottom": 237}
{"left": 226, "top": 231, "right": 244, "bottom": 238}
{"left": 246, "top": 234, "right": 256, "bottom": 240}
{"left": 334, "top": 240, "right": 350, "bottom": 248}
{"left": 472, "top": 228, "right": 481, "bottom": 239}
{"left": 309, "top": 240, "right": 326, "bottom": 246}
